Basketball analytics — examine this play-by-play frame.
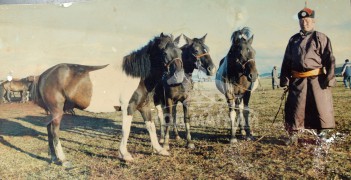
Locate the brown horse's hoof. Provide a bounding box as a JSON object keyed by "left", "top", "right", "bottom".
{"left": 118, "top": 151, "right": 134, "bottom": 162}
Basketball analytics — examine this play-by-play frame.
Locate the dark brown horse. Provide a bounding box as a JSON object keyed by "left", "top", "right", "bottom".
{"left": 1, "top": 76, "right": 35, "bottom": 103}
{"left": 30, "top": 33, "right": 182, "bottom": 165}
{"left": 154, "top": 34, "right": 216, "bottom": 150}
{"left": 215, "top": 27, "right": 259, "bottom": 143}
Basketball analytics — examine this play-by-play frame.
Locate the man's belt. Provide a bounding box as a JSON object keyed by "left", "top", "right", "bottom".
{"left": 292, "top": 68, "right": 323, "bottom": 78}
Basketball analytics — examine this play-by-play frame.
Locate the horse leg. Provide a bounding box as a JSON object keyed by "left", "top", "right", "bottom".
{"left": 163, "top": 99, "right": 173, "bottom": 150}
{"left": 183, "top": 99, "right": 194, "bottom": 149}
{"left": 236, "top": 99, "right": 245, "bottom": 136}
{"left": 172, "top": 104, "right": 181, "bottom": 141}
{"left": 243, "top": 92, "right": 254, "bottom": 140}
{"left": 228, "top": 98, "right": 238, "bottom": 143}
{"left": 47, "top": 110, "right": 70, "bottom": 167}
{"left": 140, "top": 105, "right": 169, "bottom": 156}
{"left": 118, "top": 103, "right": 134, "bottom": 161}
{"left": 155, "top": 104, "right": 165, "bottom": 144}
{"left": 243, "top": 105, "right": 254, "bottom": 140}
{"left": 6, "top": 90, "right": 11, "bottom": 103}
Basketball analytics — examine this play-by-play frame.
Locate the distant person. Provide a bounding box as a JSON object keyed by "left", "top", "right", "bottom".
{"left": 341, "top": 59, "right": 351, "bottom": 88}
{"left": 271, "top": 66, "right": 279, "bottom": 89}
{"left": 280, "top": 7, "right": 336, "bottom": 145}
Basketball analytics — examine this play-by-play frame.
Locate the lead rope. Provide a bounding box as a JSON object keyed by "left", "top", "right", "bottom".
{"left": 255, "top": 87, "right": 288, "bottom": 142}
{"left": 272, "top": 87, "right": 289, "bottom": 124}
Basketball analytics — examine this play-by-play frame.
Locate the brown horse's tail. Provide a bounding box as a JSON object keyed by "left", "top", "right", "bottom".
{"left": 30, "top": 77, "right": 40, "bottom": 105}
{"left": 72, "top": 64, "right": 109, "bottom": 73}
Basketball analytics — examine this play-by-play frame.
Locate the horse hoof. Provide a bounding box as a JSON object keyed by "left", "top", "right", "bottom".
{"left": 187, "top": 143, "right": 195, "bottom": 149}
{"left": 62, "top": 161, "right": 73, "bottom": 168}
{"left": 230, "top": 138, "right": 238, "bottom": 144}
{"left": 118, "top": 151, "right": 134, "bottom": 162}
{"left": 157, "top": 148, "right": 170, "bottom": 156}
{"left": 175, "top": 136, "right": 181, "bottom": 141}
{"left": 163, "top": 144, "right": 170, "bottom": 151}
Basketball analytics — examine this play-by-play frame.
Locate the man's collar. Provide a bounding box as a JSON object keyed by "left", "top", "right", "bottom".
{"left": 299, "top": 30, "right": 314, "bottom": 36}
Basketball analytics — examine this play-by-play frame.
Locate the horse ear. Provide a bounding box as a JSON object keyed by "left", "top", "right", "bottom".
{"left": 200, "top": 33, "right": 207, "bottom": 43}
{"left": 248, "top": 35, "right": 254, "bottom": 45}
{"left": 160, "top": 32, "right": 165, "bottom": 37}
{"left": 183, "top": 34, "right": 192, "bottom": 45}
{"left": 174, "top": 34, "right": 181, "bottom": 45}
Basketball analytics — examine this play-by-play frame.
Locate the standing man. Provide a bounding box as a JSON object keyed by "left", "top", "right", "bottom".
{"left": 280, "top": 7, "right": 336, "bottom": 145}
{"left": 271, "top": 66, "right": 279, "bottom": 89}
{"left": 341, "top": 59, "right": 351, "bottom": 88}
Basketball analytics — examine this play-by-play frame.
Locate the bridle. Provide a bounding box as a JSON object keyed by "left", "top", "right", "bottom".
{"left": 164, "top": 57, "right": 183, "bottom": 74}
{"left": 236, "top": 58, "right": 254, "bottom": 70}
{"left": 192, "top": 51, "right": 209, "bottom": 69}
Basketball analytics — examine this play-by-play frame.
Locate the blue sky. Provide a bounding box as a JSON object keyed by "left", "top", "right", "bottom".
{"left": 0, "top": 0, "right": 350, "bottom": 79}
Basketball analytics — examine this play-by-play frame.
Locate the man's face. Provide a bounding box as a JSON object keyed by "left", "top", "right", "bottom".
{"left": 299, "top": 17, "right": 315, "bottom": 32}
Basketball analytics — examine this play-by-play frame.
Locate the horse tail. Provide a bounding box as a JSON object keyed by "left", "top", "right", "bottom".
{"left": 73, "top": 64, "right": 109, "bottom": 73}
{"left": 30, "top": 77, "right": 39, "bottom": 105}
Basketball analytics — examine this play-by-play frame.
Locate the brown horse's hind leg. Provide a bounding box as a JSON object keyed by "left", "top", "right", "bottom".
{"left": 47, "top": 110, "right": 71, "bottom": 167}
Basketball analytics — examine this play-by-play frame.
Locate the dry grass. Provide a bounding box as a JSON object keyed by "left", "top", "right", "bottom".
{"left": 0, "top": 78, "right": 350, "bottom": 179}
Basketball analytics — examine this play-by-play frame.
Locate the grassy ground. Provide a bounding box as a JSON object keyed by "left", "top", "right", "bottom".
{"left": 0, "top": 78, "right": 350, "bottom": 179}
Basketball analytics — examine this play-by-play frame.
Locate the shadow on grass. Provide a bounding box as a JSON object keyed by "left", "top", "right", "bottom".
{"left": 0, "top": 114, "right": 159, "bottom": 161}
{"left": 0, "top": 118, "right": 50, "bottom": 163}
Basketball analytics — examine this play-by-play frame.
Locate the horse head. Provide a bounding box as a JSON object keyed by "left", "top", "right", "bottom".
{"left": 182, "top": 34, "right": 216, "bottom": 76}
{"left": 229, "top": 27, "right": 258, "bottom": 83}
{"left": 160, "top": 33, "right": 184, "bottom": 85}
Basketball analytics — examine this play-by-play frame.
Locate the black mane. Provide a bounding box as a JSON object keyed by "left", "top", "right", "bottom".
{"left": 231, "top": 27, "right": 252, "bottom": 45}
{"left": 122, "top": 39, "right": 155, "bottom": 78}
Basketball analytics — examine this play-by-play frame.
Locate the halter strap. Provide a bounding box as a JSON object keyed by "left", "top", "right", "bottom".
{"left": 237, "top": 58, "right": 254, "bottom": 69}
{"left": 194, "top": 52, "right": 209, "bottom": 59}
{"left": 164, "top": 58, "right": 183, "bottom": 70}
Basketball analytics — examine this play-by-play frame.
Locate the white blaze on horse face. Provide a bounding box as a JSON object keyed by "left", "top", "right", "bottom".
{"left": 86, "top": 64, "right": 140, "bottom": 113}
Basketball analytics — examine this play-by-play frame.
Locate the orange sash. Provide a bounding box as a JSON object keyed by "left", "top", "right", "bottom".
{"left": 292, "top": 68, "right": 323, "bottom": 78}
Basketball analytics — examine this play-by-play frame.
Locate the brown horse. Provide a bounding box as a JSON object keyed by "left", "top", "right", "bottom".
{"left": 215, "top": 27, "right": 259, "bottom": 143}
{"left": 30, "top": 33, "right": 182, "bottom": 165}
{"left": 154, "top": 34, "right": 216, "bottom": 150}
{"left": 31, "top": 63, "right": 108, "bottom": 166}
{"left": 0, "top": 76, "right": 35, "bottom": 103}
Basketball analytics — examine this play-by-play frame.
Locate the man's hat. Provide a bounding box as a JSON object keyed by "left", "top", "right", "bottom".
{"left": 298, "top": 7, "right": 315, "bottom": 19}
